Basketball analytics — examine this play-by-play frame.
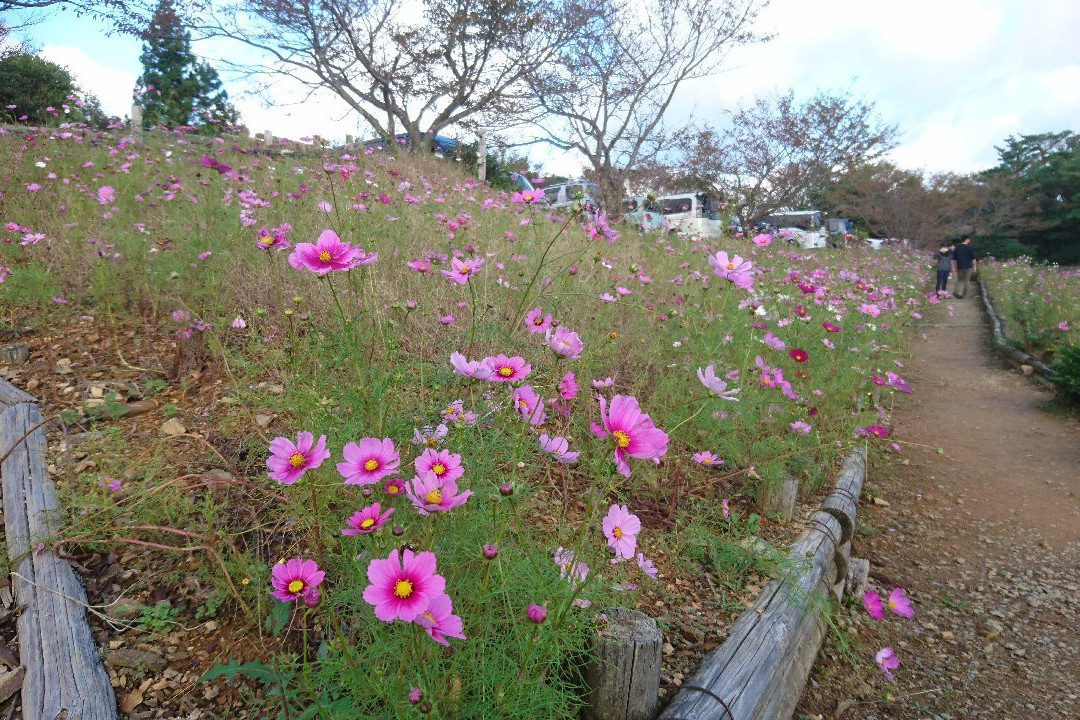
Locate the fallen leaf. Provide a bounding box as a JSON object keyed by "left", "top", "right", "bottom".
{"left": 120, "top": 688, "right": 144, "bottom": 713}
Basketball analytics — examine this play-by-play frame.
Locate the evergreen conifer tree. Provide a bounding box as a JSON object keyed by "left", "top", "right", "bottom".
{"left": 134, "top": 0, "right": 238, "bottom": 130}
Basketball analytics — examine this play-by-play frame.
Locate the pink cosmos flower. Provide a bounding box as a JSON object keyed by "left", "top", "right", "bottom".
{"left": 484, "top": 354, "right": 532, "bottom": 382}
{"left": 342, "top": 503, "right": 395, "bottom": 535}
{"left": 722, "top": 498, "right": 730, "bottom": 518}
{"left": 592, "top": 395, "right": 669, "bottom": 478}
{"left": 603, "top": 504, "right": 641, "bottom": 560}
{"left": 822, "top": 321, "right": 841, "bottom": 333}
{"left": 384, "top": 477, "right": 406, "bottom": 497}
{"left": 592, "top": 377, "right": 614, "bottom": 389}
{"left": 887, "top": 587, "right": 914, "bottom": 618}
{"left": 288, "top": 229, "right": 360, "bottom": 274}
{"left": 412, "top": 424, "right": 449, "bottom": 448}
{"left": 790, "top": 348, "right": 809, "bottom": 363}
{"left": 559, "top": 372, "right": 579, "bottom": 400}
{"left": 450, "top": 351, "right": 493, "bottom": 380}
{"left": 636, "top": 553, "right": 658, "bottom": 579}
{"left": 414, "top": 448, "right": 464, "bottom": 483}
{"left": 97, "top": 185, "right": 115, "bottom": 205}
{"left": 538, "top": 434, "right": 579, "bottom": 464}
{"left": 256, "top": 225, "right": 290, "bottom": 251}
{"left": 525, "top": 307, "right": 552, "bottom": 334}
{"left": 693, "top": 451, "right": 723, "bottom": 466}
{"left": 708, "top": 251, "right": 754, "bottom": 291}
{"left": 512, "top": 188, "right": 545, "bottom": 204}
{"left": 440, "top": 256, "right": 485, "bottom": 284}
{"left": 512, "top": 385, "right": 547, "bottom": 426}
{"left": 1059, "top": 321, "right": 1070, "bottom": 331}
{"left": 790, "top": 420, "right": 812, "bottom": 435}
{"left": 413, "top": 593, "right": 466, "bottom": 646}
{"left": 752, "top": 232, "right": 772, "bottom": 247}
{"left": 859, "top": 303, "right": 881, "bottom": 318}
{"left": 271, "top": 558, "right": 325, "bottom": 603}
{"left": 546, "top": 326, "right": 584, "bottom": 359}
{"left": 406, "top": 473, "right": 473, "bottom": 515}
{"left": 764, "top": 332, "right": 787, "bottom": 350}
{"left": 338, "top": 437, "right": 400, "bottom": 485}
{"left": 267, "top": 432, "right": 330, "bottom": 484}
{"left": 363, "top": 549, "right": 446, "bottom": 622}
{"left": 553, "top": 547, "right": 589, "bottom": 586}
{"left": 875, "top": 647, "right": 899, "bottom": 681}
{"left": 863, "top": 590, "right": 885, "bottom": 620}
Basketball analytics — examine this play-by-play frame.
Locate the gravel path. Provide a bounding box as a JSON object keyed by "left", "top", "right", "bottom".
{"left": 797, "top": 287, "right": 1080, "bottom": 719}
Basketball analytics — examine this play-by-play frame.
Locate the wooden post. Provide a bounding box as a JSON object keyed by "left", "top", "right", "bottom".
{"left": 845, "top": 557, "right": 870, "bottom": 600}
{"left": 1, "top": 391, "right": 117, "bottom": 719}
{"left": 477, "top": 132, "right": 487, "bottom": 182}
{"left": 264, "top": 130, "right": 274, "bottom": 148}
{"left": 583, "top": 608, "right": 661, "bottom": 720}
{"left": 130, "top": 103, "right": 142, "bottom": 141}
{"left": 759, "top": 470, "right": 798, "bottom": 519}
{"left": 345, "top": 134, "right": 354, "bottom": 150}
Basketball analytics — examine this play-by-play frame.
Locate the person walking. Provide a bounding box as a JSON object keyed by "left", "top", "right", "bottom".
{"left": 935, "top": 245, "right": 953, "bottom": 294}
{"left": 952, "top": 235, "right": 977, "bottom": 299}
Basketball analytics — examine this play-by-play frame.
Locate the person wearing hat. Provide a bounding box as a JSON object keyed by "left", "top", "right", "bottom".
{"left": 935, "top": 244, "right": 953, "bottom": 295}
{"left": 952, "top": 235, "right": 977, "bottom": 299}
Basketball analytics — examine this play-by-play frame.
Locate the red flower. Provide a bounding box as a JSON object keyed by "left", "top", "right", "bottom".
{"left": 789, "top": 348, "right": 809, "bottom": 363}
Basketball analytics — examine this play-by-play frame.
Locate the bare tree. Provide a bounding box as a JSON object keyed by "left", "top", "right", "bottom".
{"left": 526, "top": 0, "right": 765, "bottom": 215}
{"left": 193, "top": 0, "right": 593, "bottom": 148}
{"left": 679, "top": 90, "right": 898, "bottom": 230}
{"left": 0, "top": 0, "right": 154, "bottom": 34}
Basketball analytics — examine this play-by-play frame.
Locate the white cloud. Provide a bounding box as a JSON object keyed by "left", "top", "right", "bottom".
{"left": 38, "top": 45, "right": 138, "bottom": 119}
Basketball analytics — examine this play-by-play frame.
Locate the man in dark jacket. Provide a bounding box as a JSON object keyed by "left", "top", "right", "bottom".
{"left": 953, "top": 235, "right": 977, "bottom": 299}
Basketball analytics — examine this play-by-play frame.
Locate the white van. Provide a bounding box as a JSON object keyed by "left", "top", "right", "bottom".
{"left": 657, "top": 192, "right": 727, "bottom": 238}
{"left": 541, "top": 181, "right": 603, "bottom": 212}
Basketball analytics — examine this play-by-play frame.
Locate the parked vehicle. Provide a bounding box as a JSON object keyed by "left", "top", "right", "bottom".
{"left": 763, "top": 209, "right": 824, "bottom": 231}
{"left": 363, "top": 133, "right": 459, "bottom": 158}
{"left": 657, "top": 192, "right": 727, "bottom": 238}
{"left": 541, "top": 180, "right": 603, "bottom": 213}
{"left": 623, "top": 195, "right": 664, "bottom": 231}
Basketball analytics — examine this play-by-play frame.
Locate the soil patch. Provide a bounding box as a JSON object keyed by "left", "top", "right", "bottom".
{"left": 798, "top": 289, "right": 1080, "bottom": 719}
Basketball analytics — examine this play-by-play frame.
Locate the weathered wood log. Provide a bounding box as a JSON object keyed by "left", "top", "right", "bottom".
{"left": 583, "top": 608, "right": 661, "bottom": 720}
{"left": 0, "top": 344, "right": 29, "bottom": 365}
{"left": 758, "top": 471, "right": 798, "bottom": 519}
{"left": 0, "top": 378, "right": 34, "bottom": 411}
{"left": 845, "top": 557, "right": 870, "bottom": 600}
{"left": 820, "top": 448, "right": 866, "bottom": 544}
{"left": 1, "top": 402, "right": 117, "bottom": 720}
{"left": 659, "top": 447, "right": 867, "bottom": 720}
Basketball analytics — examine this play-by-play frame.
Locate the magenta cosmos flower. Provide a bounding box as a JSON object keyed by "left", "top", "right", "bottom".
{"left": 484, "top": 354, "right": 532, "bottom": 382}
{"left": 539, "top": 434, "right": 579, "bottom": 464}
{"left": 342, "top": 502, "right": 395, "bottom": 535}
{"left": 875, "top": 646, "right": 900, "bottom": 681}
{"left": 546, "top": 326, "right": 584, "bottom": 359}
{"left": 271, "top": 558, "right": 325, "bottom": 603}
{"left": 363, "top": 549, "right": 446, "bottom": 622}
{"left": 414, "top": 593, "right": 466, "bottom": 646}
{"left": 414, "top": 448, "right": 464, "bottom": 483}
{"left": 693, "top": 450, "right": 723, "bottom": 466}
{"left": 696, "top": 365, "right": 740, "bottom": 400}
{"left": 337, "top": 437, "right": 400, "bottom": 485}
{"left": 603, "top": 504, "right": 641, "bottom": 560}
{"left": 406, "top": 473, "right": 473, "bottom": 515}
{"left": 440, "top": 256, "right": 485, "bottom": 284}
{"left": 288, "top": 229, "right": 361, "bottom": 274}
{"left": 863, "top": 589, "right": 885, "bottom": 620}
{"left": 512, "top": 385, "right": 546, "bottom": 427}
{"left": 267, "top": 432, "right": 330, "bottom": 484}
{"left": 708, "top": 251, "right": 754, "bottom": 291}
{"left": 559, "top": 372, "right": 579, "bottom": 400}
{"left": 887, "top": 587, "right": 914, "bottom": 618}
{"left": 591, "top": 395, "right": 669, "bottom": 478}
{"left": 525, "top": 307, "right": 552, "bottom": 334}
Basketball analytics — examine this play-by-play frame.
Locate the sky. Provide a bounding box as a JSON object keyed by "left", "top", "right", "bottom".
{"left": 5, "top": 0, "right": 1080, "bottom": 177}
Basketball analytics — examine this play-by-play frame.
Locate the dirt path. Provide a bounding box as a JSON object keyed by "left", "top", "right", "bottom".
{"left": 797, "top": 287, "right": 1080, "bottom": 719}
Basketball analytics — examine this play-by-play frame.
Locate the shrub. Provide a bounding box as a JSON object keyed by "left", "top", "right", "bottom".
{"left": 1049, "top": 342, "right": 1080, "bottom": 405}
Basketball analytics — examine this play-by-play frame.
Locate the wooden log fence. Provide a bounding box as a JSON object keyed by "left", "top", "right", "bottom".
{"left": 0, "top": 379, "right": 117, "bottom": 719}
{"left": 978, "top": 280, "right": 1055, "bottom": 378}
{"left": 657, "top": 447, "right": 867, "bottom": 720}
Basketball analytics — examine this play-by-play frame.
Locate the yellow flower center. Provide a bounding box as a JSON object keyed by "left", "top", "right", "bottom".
{"left": 534, "top": 318, "right": 544, "bottom": 325}
{"left": 288, "top": 452, "right": 306, "bottom": 468}
{"left": 461, "top": 266, "right": 471, "bottom": 275}
{"left": 426, "top": 438, "right": 438, "bottom": 448}
{"left": 445, "top": 406, "right": 456, "bottom": 415}
{"left": 726, "top": 262, "right": 735, "bottom": 270}
{"left": 498, "top": 366, "right": 514, "bottom": 377}
{"left": 360, "top": 518, "right": 375, "bottom": 529}
{"left": 432, "top": 463, "right": 446, "bottom": 476}
{"left": 364, "top": 459, "right": 379, "bottom": 471}
{"left": 258, "top": 235, "right": 273, "bottom": 245}
{"left": 518, "top": 400, "right": 530, "bottom": 410}
{"left": 394, "top": 579, "right": 414, "bottom": 599}
{"left": 702, "top": 457, "right": 712, "bottom": 464}
{"left": 287, "top": 579, "right": 305, "bottom": 594}
{"left": 613, "top": 527, "right": 624, "bottom": 539}
{"left": 318, "top": 250, "right": 332, "bottom": 262}
{"left": 425, "top": 488, "right": 443, "bottom": 505}
{"left": 612, "top": 430, "right": 631, "bottom": 448}
{"left": 387, "top": 484, "right": 401, "bottom": 495}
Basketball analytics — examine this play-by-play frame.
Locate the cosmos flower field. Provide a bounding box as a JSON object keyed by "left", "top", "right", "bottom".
{"left": 977, "top": 258, "right": 1080, "bottom": 361}
{"left": 0, "top": 124, "right": 932, "bottom": 717}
